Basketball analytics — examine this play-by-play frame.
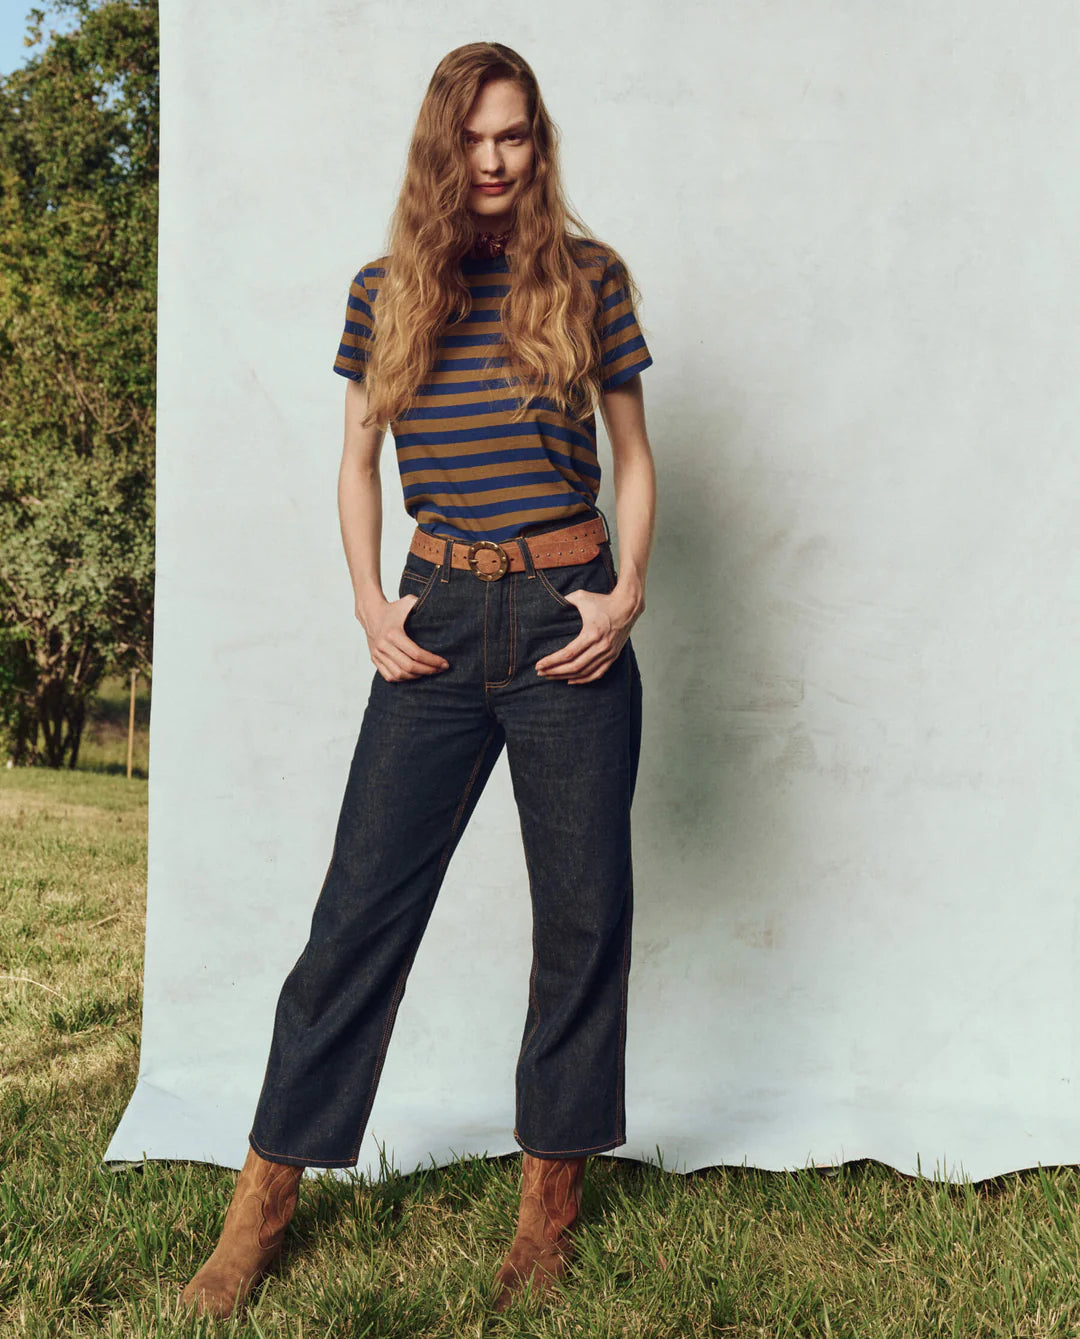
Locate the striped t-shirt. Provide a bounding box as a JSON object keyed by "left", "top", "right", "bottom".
{"left": 332, "top": 238, "right": 653, "bottom": 542}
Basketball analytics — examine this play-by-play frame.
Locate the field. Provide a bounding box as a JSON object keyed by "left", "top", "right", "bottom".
{"left": 2, "top": 697, "right": 1080, "bottom": 1336}
{"left": 76, "top": 673, "right": 152, "bottom": 778}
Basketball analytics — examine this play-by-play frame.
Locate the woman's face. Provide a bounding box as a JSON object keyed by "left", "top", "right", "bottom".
{"left": 462, "top": 77, "right": 534, "bottom": 231}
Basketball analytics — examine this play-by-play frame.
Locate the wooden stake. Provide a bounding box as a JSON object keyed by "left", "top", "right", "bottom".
{"left": 127, "top": 668, "right": 137, "bottom": 779}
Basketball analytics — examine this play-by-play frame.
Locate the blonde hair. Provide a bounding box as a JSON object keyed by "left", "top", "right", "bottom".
{"left": 360, "top": 41, "right": 644, "bottom": 428}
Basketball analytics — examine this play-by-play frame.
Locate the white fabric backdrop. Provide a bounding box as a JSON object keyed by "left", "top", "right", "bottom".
{"left": 103, "top": 0, "right": 1080, "bottom": 1182}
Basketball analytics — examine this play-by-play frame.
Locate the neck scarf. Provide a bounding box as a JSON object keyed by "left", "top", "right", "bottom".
{"left": 469, "top": 228, "right": 511, "bottom": 259}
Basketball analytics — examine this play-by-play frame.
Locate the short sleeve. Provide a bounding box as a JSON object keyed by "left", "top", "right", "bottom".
{"left": 596, "top": 255, "right": 653, "bottom": 392}
{"left": 332, "top": 265, "right": 377, "bottom": 382}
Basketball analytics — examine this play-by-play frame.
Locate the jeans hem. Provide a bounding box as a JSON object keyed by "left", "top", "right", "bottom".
{"left": 513, "top": 1129, "right": 626, "bottom": 1158}
{"left": 248, "top": 1131, "right": 356, "bottom": 1170}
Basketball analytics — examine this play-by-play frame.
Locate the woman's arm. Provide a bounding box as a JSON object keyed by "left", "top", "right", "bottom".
{"left": 599, "top": 372, "right": 656, "bottom": 626}
{"left": 338, "top": 377, "right": 450, "bottom": 681}
{"left": 338, "top": 377, "right": 387, "bottom": 631}
{"left": 535, "top": 372, "right": 656, "bottom": 684}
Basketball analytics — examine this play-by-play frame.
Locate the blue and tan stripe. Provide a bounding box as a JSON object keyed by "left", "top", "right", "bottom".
{"left": 333, "top": 239, "right": 652, "bottom": 541}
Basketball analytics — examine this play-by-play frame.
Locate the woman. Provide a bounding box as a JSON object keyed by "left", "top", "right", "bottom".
{"left": 182, "top": 39, "right": 656, "bottom": 1319}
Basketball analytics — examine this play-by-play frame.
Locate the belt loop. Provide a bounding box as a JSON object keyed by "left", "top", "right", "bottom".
{"left": 593, "top": 504, "right": 612, "bottom": 546}
{"left": 439, "top": 534, "right": 453, "bottom": 582}
{"left": 513, "top": 535, "right": 538, "bottom": 578}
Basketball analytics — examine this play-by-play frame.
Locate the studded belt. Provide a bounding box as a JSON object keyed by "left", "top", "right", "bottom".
{"left": 408, "top": 516, "right": 608, "bottom": 582}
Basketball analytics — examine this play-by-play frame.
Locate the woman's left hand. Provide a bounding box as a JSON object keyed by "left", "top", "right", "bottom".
{"left": 535, "top": 587, "right": 642, "bottom": 684}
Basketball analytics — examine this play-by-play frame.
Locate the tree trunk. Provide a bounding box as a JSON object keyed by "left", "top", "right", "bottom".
{"left": 34, "top": 636, "right": 105, "bottom": 768}
{"left": 66, "top": 697, "right": 85, "bottom": 769}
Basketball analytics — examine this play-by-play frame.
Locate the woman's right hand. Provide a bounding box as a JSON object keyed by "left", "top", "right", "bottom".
{"left": 362, "top": 595, "right": 450, "bottom": 682}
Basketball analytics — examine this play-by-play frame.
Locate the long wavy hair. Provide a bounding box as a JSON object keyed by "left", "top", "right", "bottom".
{"left": 359, "top": 42, "right": 645, "bottom": 429}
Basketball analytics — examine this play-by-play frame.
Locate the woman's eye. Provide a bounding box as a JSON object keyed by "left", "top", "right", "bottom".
{"left": 464, "top": 134, "right": 525, "bottom": 146}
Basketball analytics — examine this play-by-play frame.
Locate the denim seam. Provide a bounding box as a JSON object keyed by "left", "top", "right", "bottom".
{"left": 612, "top": 651, "right": 635, "bottom": 1144}
{"left": 599, "top": 543, "right": 617, "bottom": 588}
{"left": 483, "top": 572, "right": 517, "bottom": 688}
{"left": 247, "top": 1130, "right": 356, "bottom": 1168}
{"left": 533, "top": 563, "right": 576, "bottom": 609}
{"left": 403, "top": 562, "right": 440, "bottom": 618}
{"left": 345, "top": 719, "right": 502, "bottom": 1165}
{"left": 512, "top": 536, "right": 538, "bottom": 583}
{"left": 512, "top": 1132, "right": 626, "bottom": 1156}
{"left": 247, "top": 845, "right": 343, "bottom": 1165}
{"left": 514, "top": 846, "right": 542, "bottom": 1084}
{"left": 614, "top": 875, "right": 633, "bottom": 1146}
{"left": 533, "top": 552, "right": 613, "bottom": 608}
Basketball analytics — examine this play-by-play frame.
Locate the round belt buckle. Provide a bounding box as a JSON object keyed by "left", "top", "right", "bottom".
{"left": 466, "top": 539, "right": 509, "bottom": 580}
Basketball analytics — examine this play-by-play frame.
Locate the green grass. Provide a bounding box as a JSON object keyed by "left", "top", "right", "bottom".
{"left": 3, "top": 765, "right": 1080, "bottom": 1336}
{"left": 76, "top": 672, "right": 152, "bottom": 777}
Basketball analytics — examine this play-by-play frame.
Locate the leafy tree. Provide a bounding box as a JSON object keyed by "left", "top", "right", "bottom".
{"left": 0, "top": 0, "right": 157, "bottom": 766}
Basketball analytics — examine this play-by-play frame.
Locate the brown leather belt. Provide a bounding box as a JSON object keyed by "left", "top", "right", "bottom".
{"left": 409, "top": 515, "right": 607, "bottom": 582}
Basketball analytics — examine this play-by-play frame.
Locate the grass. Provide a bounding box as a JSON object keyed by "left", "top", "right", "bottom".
{"left": 3, "top": 761, "right": 1080, "bottom": 1336}
{"left": 77, "top": 673, "right": 152, "bottom": 778}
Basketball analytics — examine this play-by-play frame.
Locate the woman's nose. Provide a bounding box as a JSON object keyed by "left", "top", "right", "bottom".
{"left": 475, "top": 142, "right": 503, "bottom": 173}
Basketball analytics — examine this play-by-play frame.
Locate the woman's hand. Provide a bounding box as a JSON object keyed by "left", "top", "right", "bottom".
{"left": 362, "top": 595, "right": 450, "bottom": 683}
{"left": 536, "top": 585, "right": 643, "bottom": 685}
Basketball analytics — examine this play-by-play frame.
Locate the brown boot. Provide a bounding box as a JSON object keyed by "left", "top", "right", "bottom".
{"left": 492, "top": 1153, "right": 587, "bottom": 1312}
{"left": 180, "top": 1144, "right": 304, "bottom": 1319}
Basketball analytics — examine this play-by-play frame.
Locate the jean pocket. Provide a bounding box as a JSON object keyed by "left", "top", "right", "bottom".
{"left": 398, "top": 556, "right": 440, "bottom": 621}
{"left": 533, "top": 547, "right": 615, "bottom": 611}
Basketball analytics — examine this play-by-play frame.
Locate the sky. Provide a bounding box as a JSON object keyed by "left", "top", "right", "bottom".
{"left": 0, "top": 1, "right": 80, "bottom": 77}
{"left": 0, "top": 2, "right": 36, "bottom": 75}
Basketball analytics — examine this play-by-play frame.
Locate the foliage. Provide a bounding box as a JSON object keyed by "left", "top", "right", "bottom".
{"left": 0, "top": 0, "right": 158, "bottom": 767}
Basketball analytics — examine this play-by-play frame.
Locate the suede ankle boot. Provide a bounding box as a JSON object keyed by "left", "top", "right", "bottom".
{"left": 492, "top": 1152, "right": 587, "bottom": 1312}
{"left": 180, "top": 1144, "right": 304, "bottom": 1319}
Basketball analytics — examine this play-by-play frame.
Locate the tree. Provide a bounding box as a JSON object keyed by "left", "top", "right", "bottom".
{"left": 0, "top": 0, "right": 157, "bottom": 766}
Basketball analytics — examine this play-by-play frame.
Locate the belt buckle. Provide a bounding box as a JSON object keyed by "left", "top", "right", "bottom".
{"left": 466, "top": 539, "right": 509, "bottom": 581}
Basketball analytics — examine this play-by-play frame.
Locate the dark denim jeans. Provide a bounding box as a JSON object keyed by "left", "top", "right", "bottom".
{"left": 248, "top": 514, "right": 643, "bottom": 1168}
